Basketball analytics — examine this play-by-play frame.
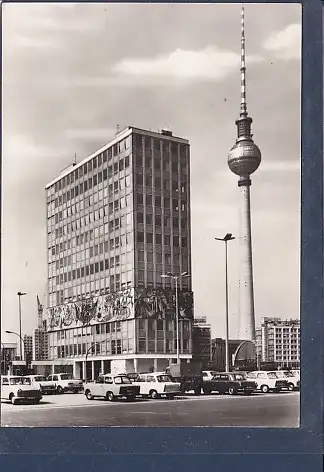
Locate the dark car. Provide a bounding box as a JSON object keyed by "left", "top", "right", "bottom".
{"left": 202, "top": 372, "right": 257, "bottom": 395}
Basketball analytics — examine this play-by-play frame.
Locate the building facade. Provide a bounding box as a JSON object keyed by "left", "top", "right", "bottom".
{"left": 255, "top": 317, "right": 300, "bottom": 369}
{"left": 44, "top": 127, "right": 194, "bottom": 378}
{"left": 192, "top": 317, "right": 212, "bottom": 368}
{"left": 33, "top": 328, "right": 49, "bottom": 361}
{"left": 23, "top": 335, "right": 33, "bottom": 362}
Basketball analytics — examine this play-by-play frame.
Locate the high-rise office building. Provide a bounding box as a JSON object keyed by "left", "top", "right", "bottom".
{"left": 255, "top": 317, "right": 300, "bottom": 369}
{"left": 44, "top": 127, "right": 194, "bottom": 378}
{"left": 23, "top": 335, "right": 33, "bottom": 361}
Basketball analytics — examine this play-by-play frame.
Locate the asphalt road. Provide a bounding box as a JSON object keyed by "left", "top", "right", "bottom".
{"left": 1, "top": 391, "right": 299, "bottom": 427}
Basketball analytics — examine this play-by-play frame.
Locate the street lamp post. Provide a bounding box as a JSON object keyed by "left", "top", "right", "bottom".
{"left": 215, "top": 233, "right": 235, "bottom": 372}
{"left": 17, "top": 291, "right": 27, "bottom": 361}
{"left": 161, "top": 271, "right": 190, "bottom": 364}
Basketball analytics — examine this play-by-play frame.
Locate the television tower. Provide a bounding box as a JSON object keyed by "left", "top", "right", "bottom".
{"left": 228, "top": 5, "right": 261, "bottom": 341}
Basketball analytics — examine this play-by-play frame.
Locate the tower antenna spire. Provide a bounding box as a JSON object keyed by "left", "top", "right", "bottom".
{"left": 240, "top": 4, "right": 247, "bottom": 117}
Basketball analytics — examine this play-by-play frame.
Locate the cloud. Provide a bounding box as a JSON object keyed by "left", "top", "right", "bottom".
{"left": 65, "top": 128, "right": 116, "bottom": 141}
{"left": 260, "top": 160, "right": 300, "bottom": 173}
{"left": 13, "top": 36, "right": 61, "bottom": 49}
{"left": 263, "top": 23, "right": 301, "bottom": 60}
{"left": 113, "top": 47, "right": 263, "bottom": 82}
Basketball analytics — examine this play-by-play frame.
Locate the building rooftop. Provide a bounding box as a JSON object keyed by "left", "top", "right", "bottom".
{"left": 46, "top": 126, "right": 189, "bottom": 189}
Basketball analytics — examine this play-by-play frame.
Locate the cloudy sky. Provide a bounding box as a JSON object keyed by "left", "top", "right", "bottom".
{"left": 2, "top": 2, "right": 301, "bottom": 343}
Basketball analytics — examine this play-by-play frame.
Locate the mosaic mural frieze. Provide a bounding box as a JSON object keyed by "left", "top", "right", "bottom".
{"left": 45, "top": 287, "right": 194, "bottom": 331}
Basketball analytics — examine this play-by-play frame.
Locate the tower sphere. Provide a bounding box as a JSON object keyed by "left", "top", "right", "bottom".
{"left": 228, "top": 139, "right": 261, "bottom": 177}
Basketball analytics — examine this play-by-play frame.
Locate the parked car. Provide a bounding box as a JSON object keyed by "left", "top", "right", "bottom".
{"left": 24, "top": 375, "right": 56, "bottom": 395}
{"left": 246, "top": 371, "right": 289, "bottom": 393}
{"left": 133, "top": 372, "right": 181, "bottom": 399}
{"left": 47, "top": 373, "right": 83, "bottom": 394}
{"left": 272, "top": 371, "right": 299, "bottom": 391}
{"left": 201, "top": 372, "right": 257, "bottom": 395}
{"left": 84, "top": 374, "right": 140, "bottom": 401}
{"left": 1, "top": 375, "right": 42, "bottom": 405}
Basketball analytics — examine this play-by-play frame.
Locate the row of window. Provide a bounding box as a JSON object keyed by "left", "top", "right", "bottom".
{"left": 49, "top": 136, "right": 131, "bottom": 195}
{"left": 135, "top": 193, "right": 187, "bottom": 210}
{"left": 48, "top": 175, "right": 132, "bottom": 219}
{"left": 137, "top": 232, "right": 188, "bottom": 247}
{"left": 56, "top": 339, "right": 134, "bottom": 358}
{"left": 49, "top": 176, "right": 132, "bottom": 219}
{"left": 135, "top": 173, "right": 187, "bottom": 192}
{"left": 134, "top": 135, "right": 188, "bottom": 159}
{"left": 51, "top": 156, "right": 130, "bottom": 209}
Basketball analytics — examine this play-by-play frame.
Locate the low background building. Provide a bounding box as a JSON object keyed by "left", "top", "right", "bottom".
{"left": 192, "top": 317, "right": 212, "bottom": 368}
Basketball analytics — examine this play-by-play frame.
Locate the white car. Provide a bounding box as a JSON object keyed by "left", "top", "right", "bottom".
{"left": 1, "top": 375, "right": 42, "bottom": 405}
{"left": 272, "top": 371, "right": 299, "bottom": 391}
{"left": 246, "top": 371, "right": 289, "bottom": 393}
{"left": 24, "top": 375, "right": 56, "bottom": 395}
{"left": 84, "top": 374, "right": 140, "bottom": 401}
{"left": 47, "top": 373, "right": 83, "bottom": 394}
{"left": 133, "top": 372, "right": 181, "bottom": 399}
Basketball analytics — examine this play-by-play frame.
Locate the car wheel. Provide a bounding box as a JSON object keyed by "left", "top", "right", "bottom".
{"left": 194, "top": 387, "right": 201, "bottom": 396}
{"left": 85, "top": 390, "right": 94, "bottom": 400}
{"left": 261, "top": 384, "right": 269, "bottom": 393}
{"left": 228, "top": 387, "right": 236, "bottom": 395}
{"left": 10, "top": 394, "right": 17, "bottom": 405}
{"left": 56, "top": 385, "right": 64, "bottom": 394}
{"left": 149, "top": 389, "right": 159, "bottom": 399}
{"left": 203, "top": 388, "right": 211, "bottom": 395}
{"left": 288, "top": 383, "right": 294, "bottom": 392}
{"left": 34, "top": 398, "right": 40, "bottom": 404}
{"left": 106, "top": 391, "right": 115, "bottom": 402}
{"left": 244, "top": 391, "right": 253, "bottom": 396}
{"left": 127, "top": 395, "right": 136, "bottom": 402}
{"left": 166, "top": 394, "right": 175, "bottom": 400}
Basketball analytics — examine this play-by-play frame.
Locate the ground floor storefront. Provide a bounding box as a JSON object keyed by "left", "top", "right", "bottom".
{"left": 31, "top": 354, "right": 192, "bottom": 380}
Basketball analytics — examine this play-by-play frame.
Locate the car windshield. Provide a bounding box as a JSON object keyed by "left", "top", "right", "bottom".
{"left": 267, "top": 372, "right": 278, "bottom": 379}
{"left": 34, "top": 376, "right": 46, "bottom": 382}
{"left": 233, "top": 374, "right": 246, "bottom": 380}
{"left": 114, "top": 376, "right": 131, "bottom": 384}
{"left": 10, "top": 377, "right": 31, "bottom": 385}
{"left": 60, "top": 374, "right": 73, "bottom": 380}
{"left": 283, "top": 372, "right": 294, "bottom": 377}
{"left": 157, "top": 375, "right": 173, "bottom": 383}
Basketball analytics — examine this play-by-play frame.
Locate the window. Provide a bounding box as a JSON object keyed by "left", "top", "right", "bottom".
{"left": 146, "top": 195, "right": 152, "bottom": 206}
{"left": 137, "top": 213, "right": 144, "bottom": 224}
{"left": 155, "top": 196, "right": 161, "bottom": 207}
{"left": 155, "top": 234, "right": 162, "bottom": 245}
{"left": 146, "top": 233, "right": 153, "bottom": 244}
{"left": 137, "top": 232, "right": 144, "bottom": 243}
{"left": 164, "top": 235, "right": 170, "bottom": 246}
{"left": 146, "top": 214, "right": 153, "bottom": 225}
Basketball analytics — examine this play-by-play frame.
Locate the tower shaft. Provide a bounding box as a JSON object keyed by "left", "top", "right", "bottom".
{"left": 238, "top": 181, "right": 255, "bottom": 340}
{"left": 228, "top": 5, "right": 261, "bottom": 343}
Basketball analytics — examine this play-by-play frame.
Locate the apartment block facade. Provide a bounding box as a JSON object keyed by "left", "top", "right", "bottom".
{"left": 43, "top": 127, "right": 194, "bottom": 378}
{"left": 255, "top": 317, "right": 300, "bottom": 369}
